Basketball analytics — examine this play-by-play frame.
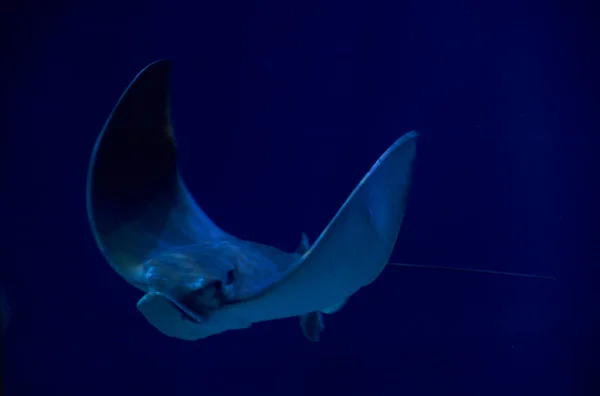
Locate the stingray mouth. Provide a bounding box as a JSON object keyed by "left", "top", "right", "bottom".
{"left": 166, "top": 280, "right": 229, "bottom": 324}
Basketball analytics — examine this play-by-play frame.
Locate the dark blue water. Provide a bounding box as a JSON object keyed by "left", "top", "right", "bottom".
{"left": 2, "top": 1, "right": 599, "bottom": 395}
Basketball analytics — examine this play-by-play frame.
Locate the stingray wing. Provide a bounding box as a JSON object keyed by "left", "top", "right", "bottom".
{"left": 225, "top": 132, "right": 418, "bottom": 322}
{"left": 86, "top": 60, "right": 227, "bottom": 290}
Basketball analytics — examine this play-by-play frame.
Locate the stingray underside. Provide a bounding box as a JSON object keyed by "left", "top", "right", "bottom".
{"left": 86, "top": 59, "right": 419, "bottom": 341}
{"left": 85, "top": 60, "right": 227, "bottom": 291}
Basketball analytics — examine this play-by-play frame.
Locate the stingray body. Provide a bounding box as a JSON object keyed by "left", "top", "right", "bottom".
{"left": 86, "top": 60, "right": 417, "bottom": 341}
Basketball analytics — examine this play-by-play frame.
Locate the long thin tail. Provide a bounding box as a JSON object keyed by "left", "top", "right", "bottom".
{"left": 388, "top": 263, "right": 555, "bottom": 280}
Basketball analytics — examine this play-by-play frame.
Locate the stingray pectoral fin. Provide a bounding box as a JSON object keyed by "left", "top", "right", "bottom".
{"left": 322, "top": 299, "right": 347, "bottom": 314}
{"left": 232, "top": 131, "right": 418, "bottom": 321}
{"left": 86, "top": 60, "right": 227, "bottom": 290}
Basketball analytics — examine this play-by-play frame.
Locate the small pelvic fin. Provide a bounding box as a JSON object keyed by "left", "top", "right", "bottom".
{"left": 388, "top": 263, "right": 555, "bottom": 280}
{"left": 299, "top": 311, "right": 324, "bottom": 342}
{"left": 295, "top": 232, "right": 310, "bottom": 255}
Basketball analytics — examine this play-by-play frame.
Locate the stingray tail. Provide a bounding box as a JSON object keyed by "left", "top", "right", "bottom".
{"left": 387, "top": 263, "right": 555, "bottom": 280}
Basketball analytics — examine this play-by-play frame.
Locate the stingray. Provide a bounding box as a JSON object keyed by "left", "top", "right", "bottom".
{"left": 86, "top": 60, "right": 553, "bottom": 342}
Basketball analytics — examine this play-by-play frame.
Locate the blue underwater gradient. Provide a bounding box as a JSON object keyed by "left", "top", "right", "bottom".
{"left": 1, "top": 1, "right": 599, "bottom": 396}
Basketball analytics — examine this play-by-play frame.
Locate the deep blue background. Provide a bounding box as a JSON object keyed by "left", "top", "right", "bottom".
{"left": 2, "top": 1, "right": 599, "bottom": 395}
